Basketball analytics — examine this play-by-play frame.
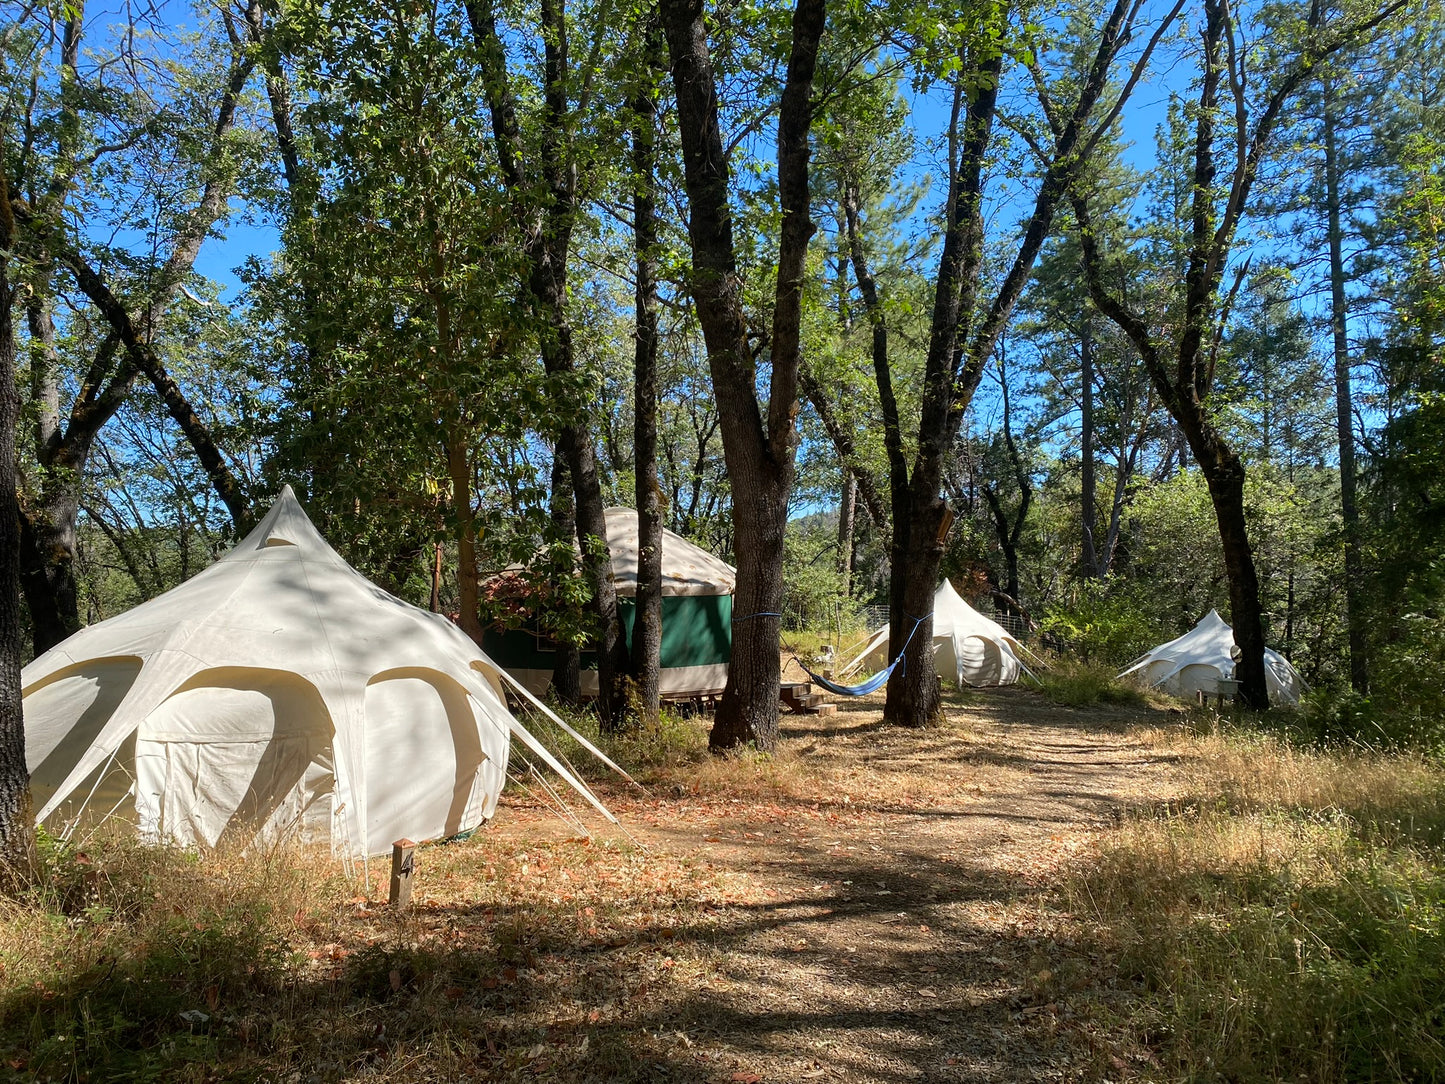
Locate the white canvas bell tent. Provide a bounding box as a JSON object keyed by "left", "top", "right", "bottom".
{"left": 1118, "top": 609, "right": 1304, "bottom": 706}
{"left": 844, "top": 580, "right": 1035, "bottom": 688}
{"left": 22, "top": 487, "right": 618, "bottom": 858}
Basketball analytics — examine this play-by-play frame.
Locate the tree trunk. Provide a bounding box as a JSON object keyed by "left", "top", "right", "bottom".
{"left": 982, "top": 482, "right": 1024, "bottom": 603}
{"left": 884, "top": 485, "right": 944, "bottom": 726}
{"left": 0, "top": 197, "right": 36, "bottom": 882}
{"left": 1079, "top": 313, "right": 1100, "bottom": 577}
{"left": 447, "top": 435, "right": 483, "bottom": 646}
{"left": 430, "top": 543, "right": 443, "bottom": 613}
{"left": 549, "top": 454, "right": 581, "bottom": 706}
{"left": 17, "top": 505, "right": 80, "bottom": 653}
{"left": 631, "top": 25, "right": 665, "bottom": 727}
{"left": 557, "top": 423, "right": 628, "bottom": 728}
{"left": 1323, "top": 77, "right": 1368, "bottom": 693}
{"left": 18, "top": 299, "right": 83, "bottom": 652}
{"left": 1193, "top": 435, "right": 1268, "bottom": 707}
{"left": 981, "top": 354, "right": 1032, "bottom": 603}
{"left": 660, "top": 0, "right": 824, "bottom": 751}
{"left": 836, "top": 474, "right": 856, "bottom": 594}
{"left": 710, "top": 482, "right": 789, "bottom": 751}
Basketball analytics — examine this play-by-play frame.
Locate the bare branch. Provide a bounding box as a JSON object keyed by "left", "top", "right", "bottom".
{"left": 1082, "top": 0, "right": 1187, "bottom": 161}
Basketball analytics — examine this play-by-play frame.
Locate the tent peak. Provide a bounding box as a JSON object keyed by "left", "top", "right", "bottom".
{"left": 231, "top": 485, "right": 334, "bottom": 556}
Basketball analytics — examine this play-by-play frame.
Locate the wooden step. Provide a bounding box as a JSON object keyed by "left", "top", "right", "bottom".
{"left": 780, "top": 680, "right": 837, "bottom": 716}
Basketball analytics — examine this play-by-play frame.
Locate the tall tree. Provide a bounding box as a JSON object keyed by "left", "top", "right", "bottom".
{"left": 0, "top": 160, "right": 34, "bottom": 880}
{"left": 466, "top": 0, "right": 632, "bottom": 728}
{"left": 6, "top": 1, "right": 255, "bottom": 653}
{"left": 660, "top": 0, "right": 826, "bottom": 751}
{"left": 846, "top": 0, "right": 1177, "bottom": 725}
{"left": 630, "top": 21, "right": 667, "bottom": 726}
{"left": 1321, "top": 73, "right": 1370, "bottom": 691}
{"left": 1069, "top": 0, "right": 1403, "bottom": 707}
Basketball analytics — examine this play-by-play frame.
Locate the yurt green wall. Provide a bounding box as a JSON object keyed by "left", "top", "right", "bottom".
{"left": 482, "top": 509, "right": 736, "bottom": 700}
{"left": 482, "top": 594, "right": 732, "bottom": 699}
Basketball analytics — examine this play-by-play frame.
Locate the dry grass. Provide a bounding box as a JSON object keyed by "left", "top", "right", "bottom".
{"left": 1, "top": 825, "right": 758, "bottom": 1082}
{"left": 1068, "top": 725, "right": 1445, "bottom": 1083}
{"left": 5, "top": 695, "right": 1443, "bottom": 1083}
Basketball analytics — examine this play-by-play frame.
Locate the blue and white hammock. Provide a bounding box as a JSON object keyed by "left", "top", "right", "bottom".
{"left": 790, "top": 612, "right": 931, "bottom": 697}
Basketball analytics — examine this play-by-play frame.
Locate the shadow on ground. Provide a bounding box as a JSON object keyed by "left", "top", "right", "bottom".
{"left": 1, "top": 689, "right": 1177, "bottom": 1082}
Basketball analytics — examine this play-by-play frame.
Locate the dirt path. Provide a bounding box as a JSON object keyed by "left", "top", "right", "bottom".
{"left": 488, "top": 688, "right": 1183, "bottom": 1083}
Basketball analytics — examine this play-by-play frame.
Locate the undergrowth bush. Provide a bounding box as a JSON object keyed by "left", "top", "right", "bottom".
{"left": 1036, "top": 658, "right": 1147, "bottom": 709}
{"left": 513, "top": 699, "right": 709, "bottom": 782}
{"left": 1297, "top": 685, "right": 1445, "bottom": 755}
{"left": 1041, "top": 582, "right": 1165, "bottom": 667}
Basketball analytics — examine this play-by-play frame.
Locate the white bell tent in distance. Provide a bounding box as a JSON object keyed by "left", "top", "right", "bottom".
{"left": 844, "top": 580, "right": 1039, "bottom": 688}
{"left": 1118, "top": 609, "right": 1305, "bottom": 706}
{"left": 21, "top": 486, "right": 632, "bottom": 860}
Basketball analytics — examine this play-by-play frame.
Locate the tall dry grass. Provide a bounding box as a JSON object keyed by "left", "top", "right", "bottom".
{"left": 1071, "top": 727, "right": 1445, "bottom": 1082}
{"left": 0, "top": 830, "right": 352, "bottom": 1080}
{"left": 0, "top": 822, "right": 736, "bottom": 1081}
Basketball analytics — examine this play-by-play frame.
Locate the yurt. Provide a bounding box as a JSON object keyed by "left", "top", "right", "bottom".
{"left": 1118, "top": 609, "right": 1304, "bottom": 705}
{"left": 22, "top": 487, "right": 611, "bottom": 858}
{"left": 484, "top": 508, "right": 736, "bottom": 699}
{"left": 845, "top": 580, "right": 1033, "bottom": 687}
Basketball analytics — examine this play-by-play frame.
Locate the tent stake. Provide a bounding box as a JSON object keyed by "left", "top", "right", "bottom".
{"left": 389, "top": 840, "right": 416, "bottom": 908}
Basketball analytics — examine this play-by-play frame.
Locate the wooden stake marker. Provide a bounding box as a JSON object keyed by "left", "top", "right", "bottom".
{"left": 389, "top": 840, "right": 416, "bottom": 908}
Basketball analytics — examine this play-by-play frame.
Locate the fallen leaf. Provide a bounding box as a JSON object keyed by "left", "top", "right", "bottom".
{"left": 389, "top": 969, "right": 402, "bottom": 992}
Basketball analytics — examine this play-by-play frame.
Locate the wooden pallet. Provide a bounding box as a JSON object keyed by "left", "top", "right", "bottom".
{"left": 780, "top": 681, "right": 837, "bottom": 716}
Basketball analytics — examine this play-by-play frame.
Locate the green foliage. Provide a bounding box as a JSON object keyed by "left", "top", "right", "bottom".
{"left": 254, "top": 0, "right": 563, "bottom": 599}
{"left": 781, "top": 517, "right": 857, "bottom": 631}
{"left": 1217, "top": 268, "right": 1334, "bottom": 468}
{"left": 1298, "top": 614, "right": 1445, "bottom": 755}
{"left": 1036, "top": 657, "right": 1147, "bottom": 708}
{"left": 1041, "top": 580, "right": 1166, "bottom": 668}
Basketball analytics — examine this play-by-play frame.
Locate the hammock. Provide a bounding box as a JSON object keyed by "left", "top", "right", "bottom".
{"left": 789, "top": 611, "right": 931, "bottom": 698}
{"left": 796, "top": 657, "right": 899, "bottom": 697}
